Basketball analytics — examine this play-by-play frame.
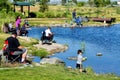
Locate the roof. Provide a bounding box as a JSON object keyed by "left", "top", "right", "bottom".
{"left": 13, "top": 2, "right": 33, "bottom": 6}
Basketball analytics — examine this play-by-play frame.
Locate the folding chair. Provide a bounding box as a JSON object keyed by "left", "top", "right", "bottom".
{"left": 3, "top": 49, "right": 21, "bottom": 64}
{"left": 2, "top": 40, "right": 21, "bottom": 64}
{"left": 7, "top": 54, "right": 21, "bottom": 63}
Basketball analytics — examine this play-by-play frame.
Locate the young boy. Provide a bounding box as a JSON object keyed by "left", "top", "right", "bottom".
{"left": 76, "top": 49, "right": 83, "bottom": 72}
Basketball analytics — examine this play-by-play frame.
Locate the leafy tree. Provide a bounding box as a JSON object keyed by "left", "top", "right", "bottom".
{"left": 88, "top": 0, "right": 94, "bottom": 7}
{"left": 13, "top": 0, "right": 24, "bottom": 2}
{"left": 39, "top": 0, "right": 49, "bottom": 12}
{"left": 62, "top": 0, "right": 77, "bottom": 5}
{"left": 94, "top": 0, "right": 105, "bottom": 7}
{"left": 62, "top": 0, "right": 66, "bottom": 5}
{"left": 105, "top": 0, "right": 111, "bottom": 6}
{"left": 77, "top": 2, "right": 85, "bottom": 7}
{"left": 88, "top": 0, "right": 110, "bottom": 7}
{"left": 0, "top": 0, "right": 12, "bottom": 13}
{"left": 73, "top": 0, "right": 77, "bottom": 4}
{"left": 111, "top": 1, "right": 117, "bottom": 6}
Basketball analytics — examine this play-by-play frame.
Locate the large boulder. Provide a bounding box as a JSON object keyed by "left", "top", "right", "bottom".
{"left": 40, "top": 57, "right": 65, "bottom": 65}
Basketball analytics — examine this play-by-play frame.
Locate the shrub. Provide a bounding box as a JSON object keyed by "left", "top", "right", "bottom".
{"left": 14, "top": 12, "right": 25, "bottom": 18}
{"left": 45, "top": 11, "right": 56, "bottom": 18}
{"left": 116, "top": 7, "right": 120, "bottom": 14}
{"left": 29, "top": 12, "right": 36, "bottom": 18}
{"left": 36, "top": 12, "right": 45, "bottom": 18}
{"left": 33, "top": 48, "right": 48, "bottom": 58}
{"left": 56, "top": 12, "right": 63, "bottom": 18}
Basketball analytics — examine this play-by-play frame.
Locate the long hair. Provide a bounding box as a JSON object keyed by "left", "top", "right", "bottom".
{"left": 15, "top": 15, "right": 20, "bottom": 21}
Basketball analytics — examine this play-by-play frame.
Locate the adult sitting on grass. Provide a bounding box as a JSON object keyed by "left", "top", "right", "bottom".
{"left": 5, "top": 31, "right": 28, "bottom": 63}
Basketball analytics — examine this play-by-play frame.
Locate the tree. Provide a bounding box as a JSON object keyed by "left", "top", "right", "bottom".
{"left": 73, "top": 0, "right": 77, "bottom": 4}
{"left": 0, "top": 0, "right": 12, "bottom": 13}
{"left": 94, "top": 0, "right": 105, "bottom": 7}
{"left": 111, "top": 1, "right": 117, "bottom": 6}
{"left": 62, "top": 0, "right": 66, "bottom": 5}
{"left": 105, "top": 0, "right": 111, "bottom": 6}
{"left": 88, "top": 0, "right": 94, "bottom": 7}
{"left": 14, "top": 0, "right": 24, "bottom": 2}
{"left": 39, "top": 0, "right": 49, "bottom": 12}
{"left": 77, "top": 2, "right": 85, "bottom": 7}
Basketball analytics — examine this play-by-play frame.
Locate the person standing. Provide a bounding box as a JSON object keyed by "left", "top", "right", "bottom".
{"left": 15, "top": 15, "right": 21, "bottom": 36}
{"left": 76, "top": 49, "right": 83, "bottom": 72}
{"left": 72, "top": 9, "right": 77, "bottom": 22}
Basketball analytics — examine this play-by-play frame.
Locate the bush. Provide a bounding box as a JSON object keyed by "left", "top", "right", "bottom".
{"left": 14, "top": 12, "right": 26, "bottom": 18}
{"left": 33, "top": 48, "right": 48, "bottom": 58}
{"left": 0, "top": 10, "right": 7, "bottom": 18}
{"left": 36, "top": 12, "right": 45, "bottom": 18}
{"left": 56, "top": 12, "right": 63, "bottom": 18}
{"left": 29, "top": 12, "right": 36, "bottom": 18}
{"left": 8, "top": 11, "right": 16, "bottom": 17}
{"left": 45, "top": 11, "right": 56, "bottom": 18}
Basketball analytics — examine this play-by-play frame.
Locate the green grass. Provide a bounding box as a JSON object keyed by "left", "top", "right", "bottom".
{"left": 0, "top": 64, "right": 119, "bottom": 80}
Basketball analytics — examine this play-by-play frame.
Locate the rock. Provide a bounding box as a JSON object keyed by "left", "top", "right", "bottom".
{"left": 96, "top": 53, "right": 102, "bottom": 56}
{"left": 67, "top": 56, "right": 87, "bottom": 62}
{"left": 67, "top": 56, "right": 77, "bottom": 60}
{"left": 67, "top": 66, "right": 72, "bottom": 69}
{"left": 34, "top": 41, "right": 68, "bottom": 54}
{"left": 40, "top": 57, "right": 65, "bottom": 65}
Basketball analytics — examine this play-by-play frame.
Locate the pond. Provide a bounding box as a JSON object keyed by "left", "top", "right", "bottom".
{"left": 28, "top": 24, "right": 120, "bottom": 76}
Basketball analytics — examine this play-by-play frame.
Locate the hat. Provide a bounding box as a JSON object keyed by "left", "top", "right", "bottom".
{"left": 12, "top": 31, "right": 17, "bottom": 35}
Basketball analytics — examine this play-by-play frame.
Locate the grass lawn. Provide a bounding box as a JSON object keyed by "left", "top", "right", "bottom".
{"left": 0, "top": 64, "right": 120, "bottom": 80}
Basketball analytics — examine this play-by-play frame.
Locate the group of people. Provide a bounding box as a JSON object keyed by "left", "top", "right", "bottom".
{"left": 2, "top": 15, "right": 30, "bottom": 64}
{"left": 2, "top": 14, "right": 86, "bottom": 72}
{"left": 3, "top": 15, "right": 29, "bottom": 36}
{"left": 71, "top": 9, "right": 89, "bottom": 27}
{"left": 15, "top": 16, "right": 29, "bottom": 36}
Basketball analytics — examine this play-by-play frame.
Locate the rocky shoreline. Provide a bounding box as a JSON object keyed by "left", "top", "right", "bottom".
{"left": 33, "top": 41, "right": 68, "bottom": 54}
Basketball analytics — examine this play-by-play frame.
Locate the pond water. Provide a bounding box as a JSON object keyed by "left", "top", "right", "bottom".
{"left": 28, "top": 24, "right": 120, "bottom": 76}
